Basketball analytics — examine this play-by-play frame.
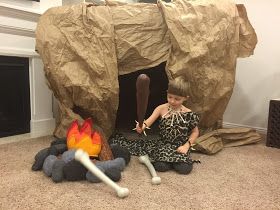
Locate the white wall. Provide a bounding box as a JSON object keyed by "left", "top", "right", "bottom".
{"left": 223, "top": 0, "right": 280, "bottom": 133}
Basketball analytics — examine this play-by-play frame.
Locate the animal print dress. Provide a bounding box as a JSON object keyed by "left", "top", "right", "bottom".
{"left": 110, "top": 110, "right": 199, "bottom": 164}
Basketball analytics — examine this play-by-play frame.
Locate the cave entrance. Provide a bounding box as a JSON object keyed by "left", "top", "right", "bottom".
{"left": 116, "top": 62, "right": 169, "bottom": 134}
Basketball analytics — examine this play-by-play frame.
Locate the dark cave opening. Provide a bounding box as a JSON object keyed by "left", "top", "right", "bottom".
{"left": 116, "top": 62, "right": 169, "bottom": 133}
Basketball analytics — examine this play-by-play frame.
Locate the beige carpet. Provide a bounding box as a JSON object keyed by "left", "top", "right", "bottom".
{"left": 0, "top": 135, "right": 279, "bottom": 210}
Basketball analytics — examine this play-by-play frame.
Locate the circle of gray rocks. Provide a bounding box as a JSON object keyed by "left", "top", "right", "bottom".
{"left": 32, "top": 138, "right": 130, "bottom": 183}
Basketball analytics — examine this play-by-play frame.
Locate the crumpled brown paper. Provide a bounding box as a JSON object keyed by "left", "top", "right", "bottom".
{"left": 36, "top": 4, "right": 119, "bottom": 138}
{"left": 193, "top": 127, "right": 262, "bottom": 155}
{"left": 158, "top": 0, "right": 257, "bottom": 133}
{"left": 236, "top": 4, "right": 258, "bottom": 57}
{"left": 35, "top": 0, "right": 257, "bottom": 139}
{"left": 110, "top": 3, "right": 170, "bottom": 75}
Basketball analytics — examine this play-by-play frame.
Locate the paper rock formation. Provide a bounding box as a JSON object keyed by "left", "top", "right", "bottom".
{"left": 35, "top": 0, "right": 257, "bottom": 139}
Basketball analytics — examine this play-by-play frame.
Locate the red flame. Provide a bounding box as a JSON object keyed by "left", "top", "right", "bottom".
{"left": 67, "top": 118, "right": 101, "bottom": 157}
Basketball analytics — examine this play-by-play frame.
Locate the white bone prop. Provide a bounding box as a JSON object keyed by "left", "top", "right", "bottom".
{"left": 75, "top": 149, "right": 129, "bottom": 198}
{"left": 139, "top": 155, "right": 161, "bottom": 185}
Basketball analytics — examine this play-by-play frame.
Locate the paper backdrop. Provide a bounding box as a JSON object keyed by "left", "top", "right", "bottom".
{"left": 36, "top": 0, "right": 257, "bottom": 139}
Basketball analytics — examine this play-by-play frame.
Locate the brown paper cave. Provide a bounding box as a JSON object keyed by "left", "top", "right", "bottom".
{"left": 35, "top": 0, "right": 259, "bottom": 153}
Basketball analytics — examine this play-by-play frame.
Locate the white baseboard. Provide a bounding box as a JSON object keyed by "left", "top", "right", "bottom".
{"left": 222, "top": 122, "right": 267, "bottom": 134}
{"left": 30, "top": 118, "right": 56, "bottom": 137}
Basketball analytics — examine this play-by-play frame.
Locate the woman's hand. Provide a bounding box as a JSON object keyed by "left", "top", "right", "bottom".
{"left": 176, "top": 144, "right": 190, "bottom": 154}
{"left": 136, "top": 122, "right": 146, "bottom": 134}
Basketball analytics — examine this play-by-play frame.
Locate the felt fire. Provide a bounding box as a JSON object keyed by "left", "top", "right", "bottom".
{"left": 67, "top": 118, "right": 101, "bottom": 157}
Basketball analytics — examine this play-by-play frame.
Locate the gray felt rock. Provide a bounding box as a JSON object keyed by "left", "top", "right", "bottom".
{"left": 49, "top": 144, "right": 67, "bottom": 156}
{"left": 86, "top": 166, "right": 105, "bottom": 183}
{"left": 95, "top": 158, "right": 125, "bottom": 172}
{"left": 110, "top": 144, "right": 131, "bottom": 165}
{"left": 43, "top": 155, "right": 57, "bottom": 177}
{"left": 51, "top": 159, "right": 66, "bottom": 183}
{"left": 63, "top": 160, "right": 87, "bottom": 181}
{"left": 105, "top": 167, "right": 121, "bottom": 182}
{"left": 32, "top": 148, "right": 50, "bottom": 171}
{"left": 61, "top": 149, "right": 76, "bottom": 163}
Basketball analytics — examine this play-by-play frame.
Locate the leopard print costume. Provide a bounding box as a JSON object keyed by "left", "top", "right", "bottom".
{"left": 110, "top": 111, "right": 199, "bottom": 164}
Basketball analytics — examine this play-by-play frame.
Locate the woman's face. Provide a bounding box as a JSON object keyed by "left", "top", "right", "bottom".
{"left": 167, "top": 93, "right": 186, "bottom": 110}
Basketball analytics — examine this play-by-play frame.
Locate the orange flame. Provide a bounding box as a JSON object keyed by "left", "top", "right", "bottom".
{"left": 67, "top": 118, "right": 101, "bottom": 157}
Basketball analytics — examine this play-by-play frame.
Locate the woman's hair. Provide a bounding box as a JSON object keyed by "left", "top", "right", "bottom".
{"left": 167, "top": 76, "right": 190, "bottom": 97}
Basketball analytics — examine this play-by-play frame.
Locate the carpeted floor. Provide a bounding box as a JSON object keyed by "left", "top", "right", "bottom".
{"left": 0, "top": 135, "right": 279, "bottom": 210}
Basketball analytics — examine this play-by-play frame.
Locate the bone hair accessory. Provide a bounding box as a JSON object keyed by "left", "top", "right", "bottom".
{"left": 75, "top": 149, "right": 129, "bottom": 198}
{"left": 139, "top": 155, "right": 161, "bottom": 185}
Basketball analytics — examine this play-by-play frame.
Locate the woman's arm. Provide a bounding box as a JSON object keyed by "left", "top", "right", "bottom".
{"left": 186, "top": 126, "right": 199, "bottom": 145}
{"left": 136, "top": 105, "right": 162, "bottom": 133}
{"left": 177, "top": 126, "right": 199, "bottom": 154}
{"left": 144, "top": 105, "right": 162, "bottom": 127}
